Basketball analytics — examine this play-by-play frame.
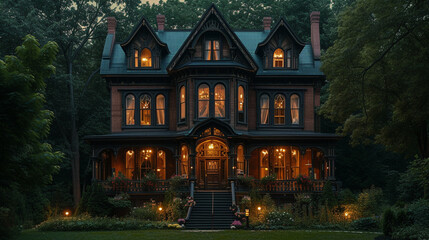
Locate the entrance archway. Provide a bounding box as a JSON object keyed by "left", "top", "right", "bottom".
{"left": 196, "top": 139, "right": 228, "bottom": 189}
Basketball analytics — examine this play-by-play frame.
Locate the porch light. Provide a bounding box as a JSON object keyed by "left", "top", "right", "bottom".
{"left": 257, "top": 206, "right": 261, "bottom": 211}
{"left": 292, "top": 150, "right": 296, "bottom": 156}
{"left": 127, "top": 150, "right": 134, "bottom": 156}
{"left": 158, "top": 207, "right": 163, "bottom": 211}
{"left": 142, "top": 57, "right": 148, "bottom": 62}
{"left": 157, "top": 169, "right": 161, "bottom": 172}
{"left": 262, "top": 150, "right": 268, "bottom": 155}
{"left": 183, "top": 154, "right": 186, "bottom": 159}
{"left": 245, "top": 208, "right": 250, "bottom": 217}
{"left": 264, "top": 168, "right": 268, "bottom": 171}
{"left": 209, "top": 143, "right": 214, "bottom": 149}
{"left": 64, "top": 211, "right": 70, "bottom": 217}
{"left": 345, "top": 212, "right": 348, "bottom": 217}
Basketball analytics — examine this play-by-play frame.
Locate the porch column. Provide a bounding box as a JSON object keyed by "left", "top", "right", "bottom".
{"left": 228, "top": 153, "right": 237, "bottom": 179}
{"left": 245, "top": 154, "right": 252, "bottom": 176}
{"left": 326, "top": 146, "right": 336, "bottom": 180}
{"left": 175, "top": 155, "right": 180, "bottom": 176}
{"left": 189, "top": 153, "right": 196, "bottom": 179}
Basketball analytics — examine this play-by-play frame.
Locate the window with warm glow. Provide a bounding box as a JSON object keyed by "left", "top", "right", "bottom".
{"left": 134, "top": 50, "right": 139, "bottom": 67}
{"left": 274, "top": 94, "right": 285, "bottom": 125}
{"left": 140, "top": 95, "right": 151, "bottom": 125}
{"left": 237, "top": 145, "right": 245, "bottom": 175}
{"left": 204, "top": 40, "right": 220, "bottom": 60}
{"left": 214, "top": 84, "right": 225, "bottom": 118}
{"left": 260, "top": 149, "right": 269, "bottom": 178}
{"left": 156, "top": 94, "right": 165, "bottom": 125}
{"left": 180, "top": 86, "right": 186, "bottom": 121}
{"left": 274, "top": 148, "right": 286, "bottom": 180}
{"left": 156, "top": 150, "right": 166, "bottom": 179}
{"left": 140, "top": 48, "right": 152, "bottom": 67}
{"left": 238, "top": 86, "right": 245, "bottom": 122}
{"left": 291, "top": 94, "right": 300, "bottom": 124}
{"left": 291, "top": 147, "right": 300, "bottom": 178}
{"left": 125, "top": 150, "right": 135, "bottom": 179}
{"left": 260, "top": 95, "right": 269, "bottom": 125}
{"left": 125, "top": 94, "right": 135, "bottom": 125}
{"left": 140, "top": 149, "right": 153, "bottom": 177}
{"left": 181, "top": 145, "right": 188, "bottom": 178}
{"left": 273, "top": 48, "right": 284, "bottom": 67}
{"left": 198, "top": 84, "right": 209, "bottom": 118}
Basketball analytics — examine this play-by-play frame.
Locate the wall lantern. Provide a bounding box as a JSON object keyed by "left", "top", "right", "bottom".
{"left": 245, "top": 208, "right": 250, "bottom": 217}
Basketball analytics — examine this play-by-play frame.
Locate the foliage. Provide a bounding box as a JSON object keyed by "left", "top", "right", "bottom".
{"left": 266, "top": 211, "right": 295, "bottom": 227}
{"left": 382, "top": 208, "right": 396, "bottom": 237}
{"left": 86, "top": 184, "right": 111, "bottom": 217}
{"left": 398, "top": 158, "right": 429, "bottom": 201}
{"left": 338, "top": 189, "right": 356, "bottom": 205}
{"left": 296, "top": 175, "right": 312, "bottom": 185}
{"left": 355, "top": 186, "right": 383, "bottom": 218}
{"left": 321, "top": 181, "right": 337, "bottom": 209}
{"left": 36, "top": 216, "right": 169, "bottom": 231}
{"left": 0, "top": 35, "right": 62, "bottom": 238}
{"left": 350, "top": 217, "right": 379, "bottom": 231}
{"left": 108, "top": 193, "right": 132, "bottom": 209}
{"left": 261, "top": 174, "right": 277, "bottom": 186}
{"left": 320, "top": 0, "right": 429, "bottom": 158}
{"left": 237, "top": 175, "right": 255, "bottom": 187}
{"left": 131, "top": 205, "right": 158, "bottom": 221}
{"left": 168, "top": 175, "right": 186, "bottom": 191}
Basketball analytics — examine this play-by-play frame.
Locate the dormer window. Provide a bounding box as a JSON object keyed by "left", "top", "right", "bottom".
{"left": 141, "top": 48, "right": 152, "bottom": 67}
{"left": 204, "top": 40, "right": 220, "bottom": 60}
{"left": 273, "top": 48, "right": 284, "bottom": 67}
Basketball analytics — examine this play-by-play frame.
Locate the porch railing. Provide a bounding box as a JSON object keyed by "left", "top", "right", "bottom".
{"left": 95, "top": 180, "right": 189, "bottom": 194}
{"left": 236, "top": 180, "right": 340, "bottom": 193}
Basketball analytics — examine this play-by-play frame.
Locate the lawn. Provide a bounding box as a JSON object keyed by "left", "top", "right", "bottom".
{"left": 18, "top": 229, "right": 380, "bottom": 240}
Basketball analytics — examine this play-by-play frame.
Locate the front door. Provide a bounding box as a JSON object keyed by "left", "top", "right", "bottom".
{"left": 205, "top": 159, "right": 220, "bottom": 187}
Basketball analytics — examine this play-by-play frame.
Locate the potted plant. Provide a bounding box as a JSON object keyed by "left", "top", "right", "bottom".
{"left": 260, "top": 174, "right": 277, "bottom": 190}
{"left": 107, "top": 172, "right": 130, "bottom": 192}
{"left": 296, "top": 174, "right": 312, "bottom": 191}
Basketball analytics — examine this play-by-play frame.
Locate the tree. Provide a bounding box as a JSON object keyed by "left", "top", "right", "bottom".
{"left": 320, "top": 0, "right": 429, "bottom": 158}
{"left": 0, "top": 35, "right": 62, "bottom": 238}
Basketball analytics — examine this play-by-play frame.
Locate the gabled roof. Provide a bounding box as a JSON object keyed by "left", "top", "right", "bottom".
{"left": 255, "top": 17, "right": 305, "bottom": 55}
{"left": 120, "top": 15, "right": 170, "bottom": 53}
{"left": 167, "top": 4, "right": 258, "bottom": 72}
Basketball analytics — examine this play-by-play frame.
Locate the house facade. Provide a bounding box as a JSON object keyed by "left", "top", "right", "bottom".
{"left": 86, "top": 5, "right": 338, "bottom": 196}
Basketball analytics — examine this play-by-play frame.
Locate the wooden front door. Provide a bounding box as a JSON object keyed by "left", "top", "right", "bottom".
{"left": 205, "top": 159, "right": 220, "bottom": 186}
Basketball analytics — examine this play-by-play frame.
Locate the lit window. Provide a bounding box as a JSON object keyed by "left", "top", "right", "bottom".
{"left": 140, "top": 149, "right": 153, "bottom": 177}
{"left": 125, "top": 150, "right": 135, "bottom": 179}
{"left": 125, "top": 94, "right": 135, "bottom": 125}
{"left": 156, "top": 94, "right": 165, "bottom": 125}
{"left": 214, "top": 84, "right": 225, "bottom": 118}
{"left": 140, "top": 95, "right": 151, "bottom": 125}
{"left": 238, "top": 86, "right": 245, "bottom": 122}
{"left": 274, "top": 94, "right": 285, "bottom": 125}
{"left": 156, "top": 150, "right": 166, "bottom": 179}
{"left": 198, "top": 84, "right": 209, "bottom": 118}
{"left": 237, "top": 145, "right": 245, "bottom": 175}
{"left": 260, "top": 149, "right": 269, "bottom": 179}
{"left": 291, "top": 147, "right": 300, "bottom": 178}
{"left": 180, "top": 86, "right": 186, "bottom": 121}
{"left": 286, "top": 50, "right": 292, "bottom": 68}
{"left": 274, "top": 147, "right": 286, "bottom": 180}
{"left": 291, "top": 94, "right": 300, "bottom": 124}
{"left": 273, "top": 48, "right": 284, "bottom": 67}
{"left": 260, "top": 95, "right": 269, "bottom": 125}
{"left": 141, "top": 48, "right": 152, "bottom": 67}
{"left": 134, "top": 50, "right": 139, "bottom": 67}
{"left": 181, "top": 146, "right": 188, "bottom": 178}
{"left": 204, "top": 40, "right": 220, "bottom": 60}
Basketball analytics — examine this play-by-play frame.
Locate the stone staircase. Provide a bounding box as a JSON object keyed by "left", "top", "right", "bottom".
{"left": 185, "top": 191, "right": 235, "bottom": 229}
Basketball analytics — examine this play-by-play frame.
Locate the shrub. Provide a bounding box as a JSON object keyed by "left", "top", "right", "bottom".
{"left": 382, "top": 208, "right": 396, "bottom": 236}
{"left": 237, "top": 175, "right": 255, "bottom": 187}
{"left": 131, "top": 205, "right": 157, "bottom": 221}
{"left": 321, "top": 181, "right": 337, "bottom": 209}
{"left": 266, "top": 210, "right": 294, "bottom": 227}
{"left": 350, "top": 217, "right": 379, "bottom": 231}
{"left": 407, "top": 199, "right": 429, "bottom": 227}
{"left": 169, "top": 175, "right": 186, "bottom": 191}
{"left": 356, "top": 186, "right": 383, "bottom": 217}
{"left": 392, "top": 224, "right": 429, "bottom": 240}
{"left": 87, "top": 184, "right": 111, "bottom": 217}
{"left": 260, "top": 174, "right": 276, "bottom": 186}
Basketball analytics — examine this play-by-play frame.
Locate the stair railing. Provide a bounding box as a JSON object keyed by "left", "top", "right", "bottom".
{"left": 185, "top": 180, "right": 195, "bottom": 221}
{"left": 231, "top": 180, "right": 240, "bottom": 212}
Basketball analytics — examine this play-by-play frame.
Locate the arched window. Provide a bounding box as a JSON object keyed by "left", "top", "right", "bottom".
{"left": 125, "top": 150, "right": 135, "bottom": 179}
{"left": 156, "top": 94, "right": 165, "bottom": 125}
{"left": 260, "top": 94, "right": 269, "bottom": 125}
{"left": 204, "top": 40, "right": 220, "bottom": 60}
{"left": 274, "top": 147, "right": 286, "bottom": 180}
{"left": 260, "top": 149, "right": 269, "bottom": 179}
{"left": 214, "top": 84, "right": 225, "bottom": 118}
{"left": 273, "top": 48, "right": 284, "bottom": 68}
{"left": 237, "top": 145, "right": 245, "bottom": 175}
{"left": 238, "top": 86, "right": 245, "bottom": 122}
{"left": 181, "top": 145, "right": 188, "bottom": 178}
{"left": 140, "top": 48, "right": 152, "bottom": 67}
{"left": 156, "top": 150, "right": 166, "bottom": 179}
{"left": 286, "top": 50, "right": 292, "bottom": 68}
{"left": 291, "top": 94, "right": 300, "bottom": 124}
{"left": 140, "top": 95, "right": 151, "bottom": 125}
{"left": 198, "top": 84, "right": 209, "bottom": 118}
{"left": 134, "top": 50, "right": 139, "bottom": 67}
{"left": 291, "top": 147, "right": 300, "bottom": 178}
{"left": 125, "top": 94, "right": 135, "bottom": 125}
{"left": 274, "top": 94, "right": 285, "bottom": 125}
{"left": 180, "top": 86, "right": 186, "bottom": 121}
{"left": 140, "top": 148, "right": 153, "bottom": 177}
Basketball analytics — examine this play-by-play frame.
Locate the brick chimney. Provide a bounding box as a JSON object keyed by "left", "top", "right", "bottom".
{"left": 157, "top": 14, "right": 165, "bottom": 32}
{"left": 263, "top": 17, "right": 272, "bottom": 32}
{"left": 107, "top": 17, "right": 116, "bottom": 34}
{"left": 310, "top": 11, "right": 321, "bottom": 59}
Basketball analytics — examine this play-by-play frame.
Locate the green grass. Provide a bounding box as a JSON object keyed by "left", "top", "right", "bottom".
{"left": 18, "top": 229, "right": 380, "bottom": 240}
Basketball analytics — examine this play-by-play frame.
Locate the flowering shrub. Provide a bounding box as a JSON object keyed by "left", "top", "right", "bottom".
{"left": 237, "top": 175, "right": 255, "bottom": 187}
{"left": 266, "top": 211, "right": 294, "bottom": 227}
{"left": 169, "top": 175, "right": 186, "bottom": 191}
{"left": 296, "top": 175, "right": 311, "bottom": 185}
{"left": 177, "top": 218, "right": 185, "bottom": 225}
{"left": 107, "top": 172, "right": 130, "bottom": 190}
{"left": 231, "top": 220, "right": 242, "bottom": 229}
{"left": 261, "top": 174, "right": 277, "bottom": 186}
{"left": 184, "top": 197, "right": 195, "bottom": 207}
{"left": 167, "top": 223, "right": 182, "bottom": 229}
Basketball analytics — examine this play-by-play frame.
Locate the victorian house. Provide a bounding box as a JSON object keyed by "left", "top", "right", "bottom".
{"left": 86, "top": 5, "right": 338, "bottom": 203}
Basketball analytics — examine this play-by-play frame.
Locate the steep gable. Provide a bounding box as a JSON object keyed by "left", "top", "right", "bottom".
{"left": 167, "top": 4, "right": 258, "bottom": 72}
